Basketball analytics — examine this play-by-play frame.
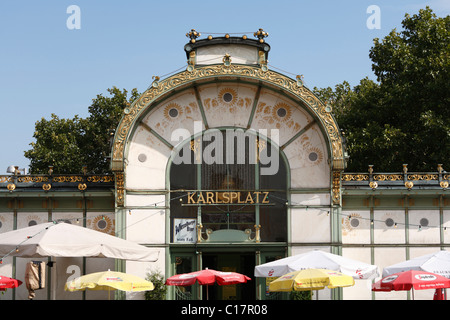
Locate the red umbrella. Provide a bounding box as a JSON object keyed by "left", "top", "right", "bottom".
{"left": 0, "top": 275, "right": 22, "bottom": 291}
{"left": 372, "top": 270, "right": 450, "bottom": 299}
{"left": 434, "top": 288, "right": 447, "bottom": 300}
{"left": 165, "top": 268, "right": 251, "bottom": 299}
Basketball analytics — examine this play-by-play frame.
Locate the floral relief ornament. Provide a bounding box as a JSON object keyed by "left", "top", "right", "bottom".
{"left": 111, "top": 64, "right": 344, "bottom": 171}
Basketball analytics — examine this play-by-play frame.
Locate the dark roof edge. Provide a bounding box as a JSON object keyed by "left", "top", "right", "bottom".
{"left": 184, "top": 36, "right": 270, "bottom": 59}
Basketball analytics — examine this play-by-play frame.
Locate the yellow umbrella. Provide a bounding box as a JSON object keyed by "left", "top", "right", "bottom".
{"left": 269, "top": 268, "right": 355, "bottom": 292}
{"left": 65, "top": 270, "right": 154, "bottom": 295}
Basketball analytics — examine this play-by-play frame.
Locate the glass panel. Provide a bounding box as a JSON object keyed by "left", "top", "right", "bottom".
{"left": 200, "top": 131, "right": 256, "bottom": 232}
{"left": 170, "top": 155, "right": 197, "bottom": 241}
{"left": 262, "top": 255, "right": 285, "bottom": 300}
{"left": 260, "top": 153, "right": 287, "bottom": 242}
{"left": 174, "top": 256, "right": 193, "bottom": 300}
{"left": 170, "top": 129, "right": 287, "bottom": 242}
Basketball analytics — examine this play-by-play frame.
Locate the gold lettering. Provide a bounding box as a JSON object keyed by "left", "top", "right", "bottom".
{"left": 238, "top": 192, "right": 246, "bottom": 203}
{"left": 187, "top": 192, "right": 196, "bottom": 204}
{"left": 222, "top": 192, "right": 230, "bottom": 203}
{"left": 262, "top": 191, "right": 270, "bottom": 203}
{"left": 197, "top": 192, "right": 205, "bottom": 204}
{"left": 215, "top": 192, "right": 223, "bottom": 203}
{"left": 230, "top": 192, "right": 238, "bottom": 203}
{"left": 185, "top": 191, "right": 270, "bottom": 204}
{"left": 206, "top": 192, "right": 214, "bottom": 204}
{"left": 254, "top": 191, "right": 261, "bottom": 203}
{"left": 246, "top": 192, "right": 254, "bottom": 204}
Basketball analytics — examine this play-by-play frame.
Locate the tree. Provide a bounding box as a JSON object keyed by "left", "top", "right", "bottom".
{"left": 25, "top": 9, "right": 448, "bottom": 174}
{"left": 24, "top": 114, "right": 89, "bottom": 174}
{"left": 84, "top": 87, "right": 140, "bottom": 173}
{"left": 144, "top": 270, "right": 167, "bottom": 300}
{"left": 25, "top": 87, "right": 140, "bottom": 174}
{"left": 315, "top": 7, "right": 449, "bottom": 172}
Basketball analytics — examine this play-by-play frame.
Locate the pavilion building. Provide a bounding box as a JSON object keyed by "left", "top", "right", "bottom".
{"left": 0, "top": 30, "right": 448, "bottom": 300}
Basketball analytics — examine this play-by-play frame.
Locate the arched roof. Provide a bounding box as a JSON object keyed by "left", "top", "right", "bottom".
{"left": 111, "top": 46, "right": 346, "bottom": 173}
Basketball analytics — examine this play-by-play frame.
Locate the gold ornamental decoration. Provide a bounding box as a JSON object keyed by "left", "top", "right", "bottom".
{"left": 111, "top": 64, "right": 345, "bottom": 172}
{"left": 115, "top": 172, "right": 125, "bottom": 207}
{"left": 332, "top": 171, "right": 341, "bottom": 205}
{"left": 52, "top": 176, "right": 83, "bottom": 183}
{"left": 407, "top": 174, "right": 438, "bottom": 181}
{"left": 373, "top": 174, "right": 403, "bottom": 181}
{"left": 369, "top": 181, "right": 378, "bottom": 190}
{"left": 17, "top": 176, "right": 49, "bottom": 183}
{"left": 341, "top": 174, "right": 369, "bottom": 181}
{"left": 405, "top": 181, "right": 414, "bottom": 190}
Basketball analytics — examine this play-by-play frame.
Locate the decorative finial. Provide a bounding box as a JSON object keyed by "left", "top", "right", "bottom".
{"left": 403, "top": 164, "right": 408, "bottom": 174}
{"left": 254, "top": 28, "right": 268, "bottom": 43}
{"left": 186, "top": 29, "right": 201, "bottom": 43}
{"left": 151, "top": 76, "right": 160, "bottom": 88}
{"left": 223, "top": 53, "right": 232, "bottom": 66}
{"left": 296, "top": 75, "right": 304, "bottom": 87}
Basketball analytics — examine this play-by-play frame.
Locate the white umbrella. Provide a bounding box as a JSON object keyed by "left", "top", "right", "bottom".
{"left": 382, "top": 250, "right": 450, "bottom": 278}
{"left": 0, "top": 221, "right": 159, "bottom": 262}
{"left": 254, "top": 250, "right": 379, "bottom": 279}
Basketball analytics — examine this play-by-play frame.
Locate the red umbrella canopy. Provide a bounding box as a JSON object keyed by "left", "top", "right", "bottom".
{"left": 0, "top": 275, "right": 22, "bottom": 291}
{"left": 372, "top": 270, "right": 450, "bottom": 292}
{"left": 166, "top": 268, "right": 251, "bottom": 286}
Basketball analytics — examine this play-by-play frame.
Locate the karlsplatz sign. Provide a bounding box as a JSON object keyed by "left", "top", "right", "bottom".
{"left": 186, "top": 191, "right": 270, "bottom": 205}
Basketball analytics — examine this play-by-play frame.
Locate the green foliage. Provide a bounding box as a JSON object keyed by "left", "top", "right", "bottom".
{"left": 314, "top": 7, "right": 449, "bottom": 172}
{"left": 290, "top": 290, "right": 311, "bottom": 300}
{"left": 24, "top": 114, "right": 89, "bottom": 174}
{"left": 25, "top": 8, "right": 448, "bottom": 174}
{"left": 25, "top": 87, "right": 140, "bottom": 174}
{"left": 84, "top": 87, "right": 140, "bottom": 173}
{"left": 144, "top": 270, "right": 167, "bottom": 300}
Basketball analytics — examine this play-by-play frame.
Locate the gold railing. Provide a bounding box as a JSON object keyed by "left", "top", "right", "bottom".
{"left": 0, "top": 174, "right": 115, "bottom": 192}
{"left": 342, "top": 164, "right": 449, "bottom": 190}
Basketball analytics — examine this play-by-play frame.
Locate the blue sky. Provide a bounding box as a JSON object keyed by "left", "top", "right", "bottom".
{"left": 0, "top": 0, "right": 448, "bottom": 174}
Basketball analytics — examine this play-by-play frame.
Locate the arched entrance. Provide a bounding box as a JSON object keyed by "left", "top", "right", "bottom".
{"left": 169, "top": 129, "right": 288, "bottom": 241}
{"left": 168, "top": 129, "right": 288, "bottom": 299}
{"left": 110, "top": 34, "right": 346, "bottom": 300}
